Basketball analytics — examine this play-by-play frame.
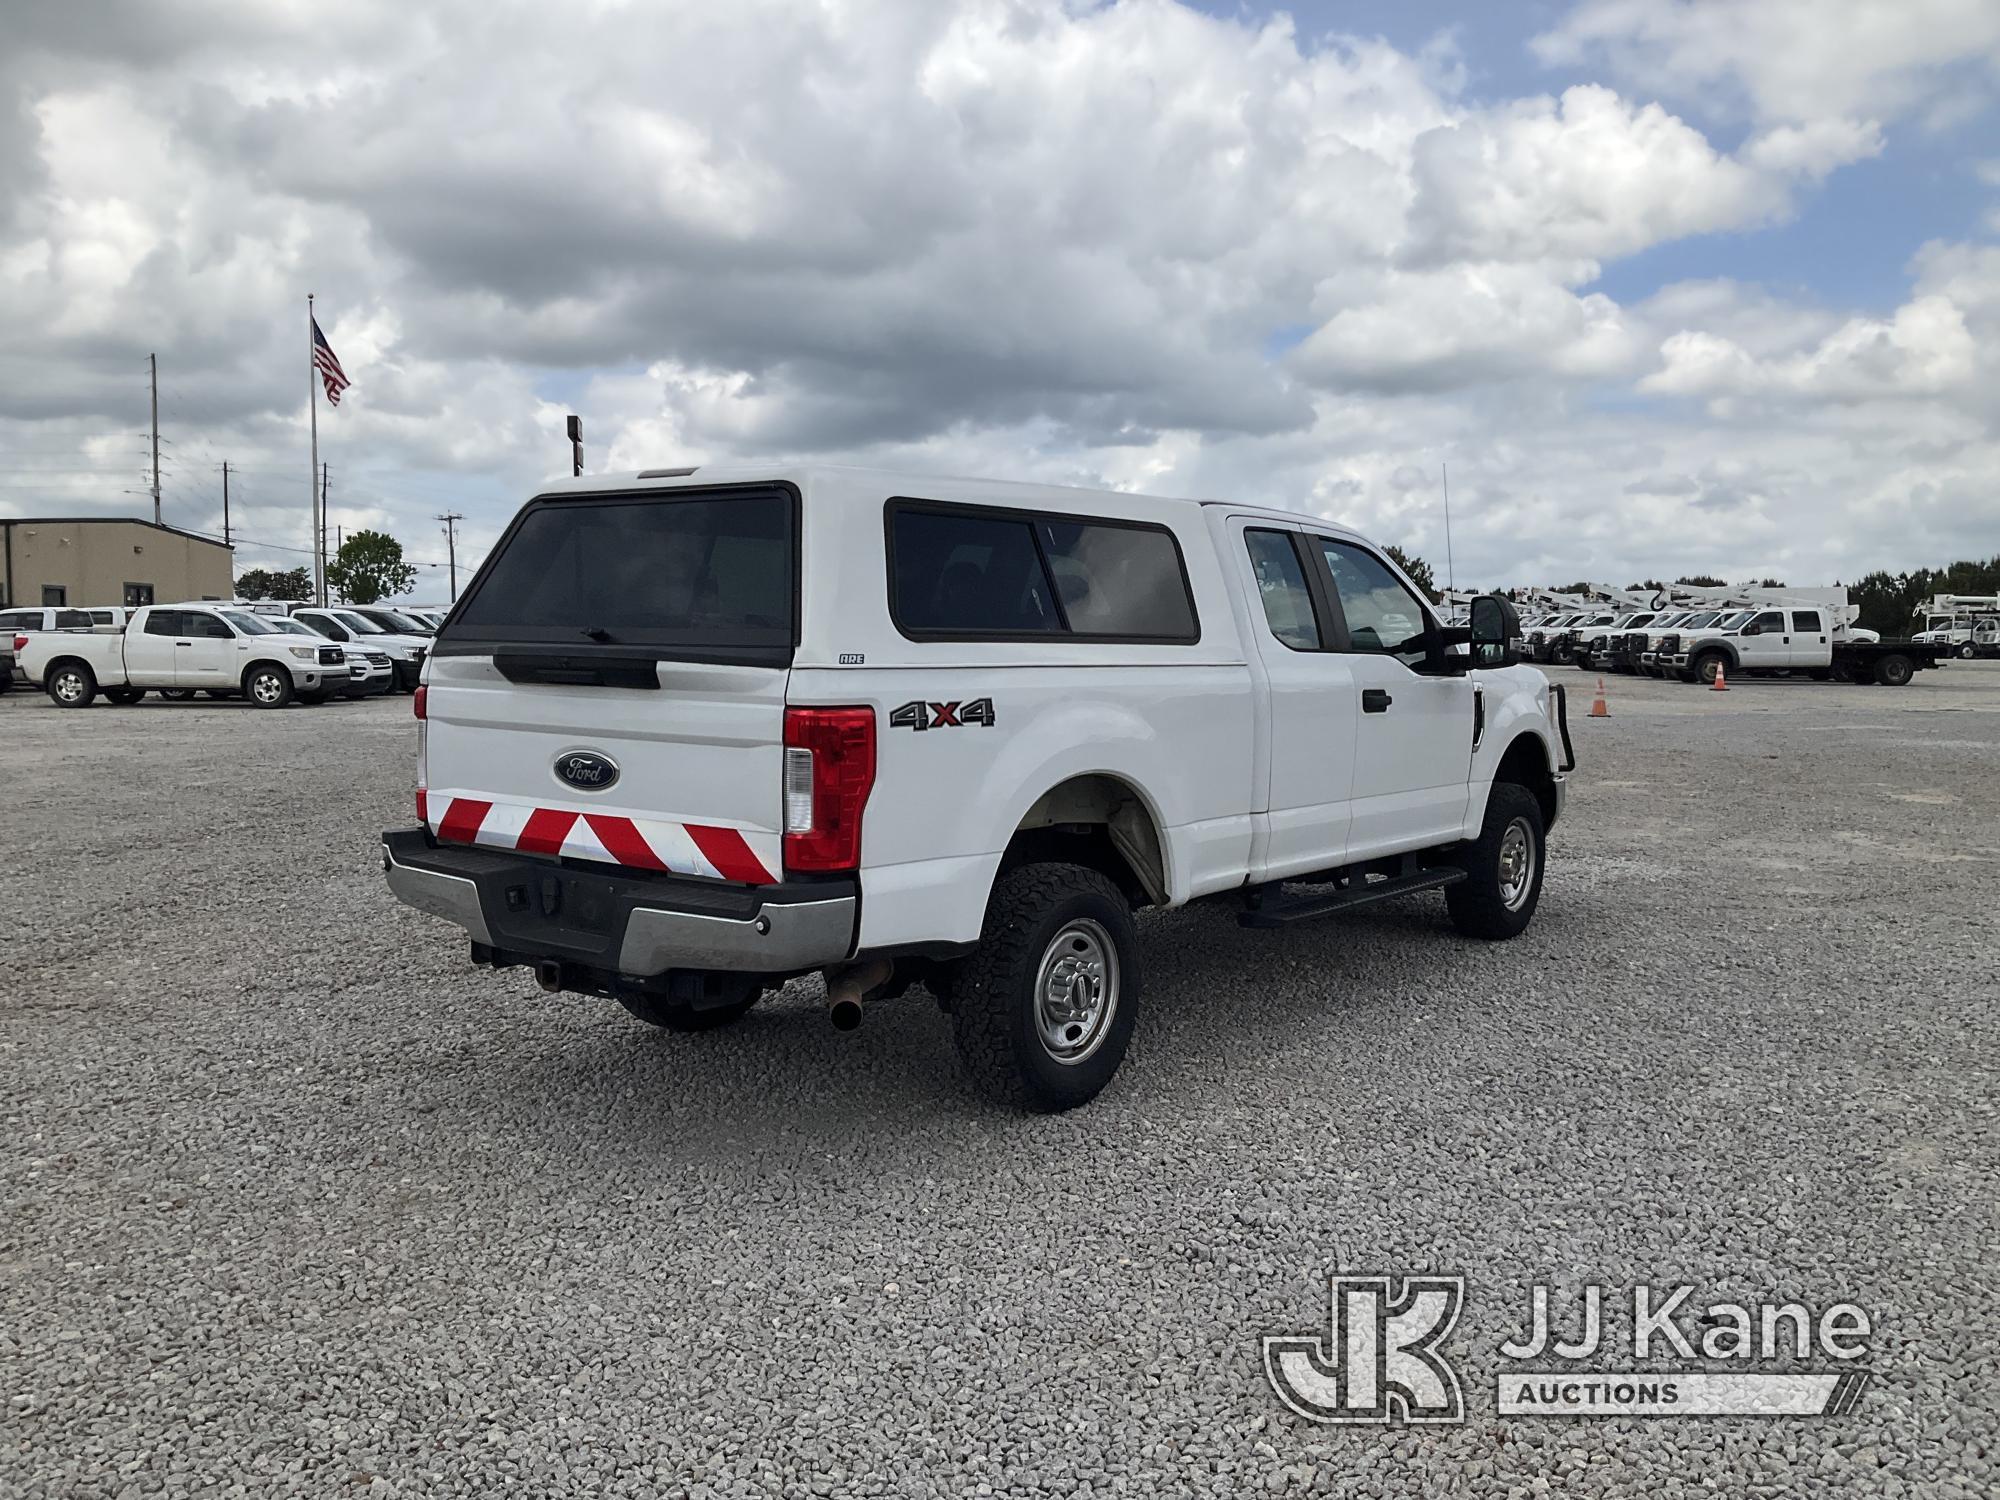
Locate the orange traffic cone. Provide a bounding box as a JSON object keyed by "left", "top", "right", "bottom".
{"left": 1710, "top": 661, "right": 1729, "bottom": 692}
{"left": 1589, "top": 677, "right": 1610, "bottom": 717}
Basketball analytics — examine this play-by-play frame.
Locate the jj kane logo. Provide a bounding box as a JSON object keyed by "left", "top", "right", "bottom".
{"left": 1265, "top": 1274, "right": 1873, "bottom": 1423}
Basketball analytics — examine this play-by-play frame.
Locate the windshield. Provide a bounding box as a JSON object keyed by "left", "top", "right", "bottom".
{"left": 334, "top": 611, "right": 386, "bottom": 635}
{"left": 1681, "top": 611, "right": 1721, "bottom": 628}
{"left": 264, "top": 618, "right": 312, "bottom": 635}
{"left": 366, "top": 608, "right": 431, "bottom": 634}
{"left": 221, "top": 611, "right": 275, "bottom": 635}
{"left": 1717, "top": 611, "right": 1753, "bottom": 630}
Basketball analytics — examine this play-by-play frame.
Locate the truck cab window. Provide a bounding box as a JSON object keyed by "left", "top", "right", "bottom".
{"left": 1749, "top": 611, "right": 1785, "bottom": 634}
{"left": 1791, "top": 610, "right": 1823, "bottom": 633}
{"left": 186, "top": 613, "right": 232, "bottom": 639}
{"left": 1244, "top": 530, "right": 1321, "bottom": 650}
{"left": 1318, "top": 539, "right": 1430, "bottom": 667}
{"left": 143, "top": 611, "right": 183, "bottom": 636}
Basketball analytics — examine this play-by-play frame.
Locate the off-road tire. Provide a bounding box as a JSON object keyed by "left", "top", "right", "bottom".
{"left": 1874, "top": 653, "right": 1914, "bottom": 687}
{"left": 244, "top": 664, "right": 294, "bottom": 709}
{"left": 1445, "top": 782, "right": 1546, "bottom": 941}
{"left": 951, "top": 862, "right": 1139, "bottom": 1112}
{"left": 616, "top": 992, "right": 759, "bottom": 1031}
{"left": 47, "top": 661, "right": 96, "bottom": 708}
{"left": 104, "top": 687, "right": 146, "bottom": 705}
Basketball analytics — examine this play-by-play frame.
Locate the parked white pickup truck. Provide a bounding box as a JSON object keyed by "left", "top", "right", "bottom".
{"left": 17, "top": 603, "right": 348, "bottom": 708}
{"left": 381, "top": 466, "right": 1576, "bottom": 1110}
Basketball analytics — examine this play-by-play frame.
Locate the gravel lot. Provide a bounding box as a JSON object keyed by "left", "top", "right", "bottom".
{"left": 5, "top": 666, "right": 1997, "bottom": 1498}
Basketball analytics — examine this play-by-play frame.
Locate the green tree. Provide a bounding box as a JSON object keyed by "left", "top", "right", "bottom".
{"left": 1381, "top": 544, "right": 1439, "bottom": 602}
{"left": 235, "top": 565, "right": 312, "bottom": 600}
{"left": 327, "top": 530, "right": 417, "bottom": 605}
{"left": 1675, "top": 574, "right": 1728, "bottom": 589}
{"left": 1757, "top": 577, "right": 1787, "bottom": 588}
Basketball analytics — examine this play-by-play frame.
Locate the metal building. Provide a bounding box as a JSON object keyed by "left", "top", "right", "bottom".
{"left": 0, "top": 517, "right": 234, "bottom": 609}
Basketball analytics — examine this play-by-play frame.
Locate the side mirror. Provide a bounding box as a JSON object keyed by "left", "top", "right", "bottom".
{"left": 1469, "top": 594, "right": 1521, "bottom": 668}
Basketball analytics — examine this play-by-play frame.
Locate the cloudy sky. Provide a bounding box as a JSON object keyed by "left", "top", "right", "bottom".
{"left": 2, "top": 0, "right": 1997, "bottom": 597}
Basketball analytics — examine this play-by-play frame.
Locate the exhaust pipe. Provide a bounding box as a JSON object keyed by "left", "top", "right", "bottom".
{"left": 825, "top": 958, "right": 892, "bottom": 1032}
{"left": 536, "top": 959, "right": 563, "bottom": 994}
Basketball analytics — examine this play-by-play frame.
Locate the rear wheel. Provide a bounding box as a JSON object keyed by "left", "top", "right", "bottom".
{"left": 1874, "top": 653, "right": 1914, "bottom": 687}
{"left": 245, "top": 664, "right": 294, "bottom": 708}
{"left": 616, "top": 990, "right": 760, "bottom": 1032}
{"left": 47, "top": 662, "right": 96, "bottom": 708}
{"left": 1446, "top": 782, "right": 1546, "bottom": 941}
{"left": 951, "top": 863, "right": 1139, "bottom": 1112}
{"left": 104, "top": 687, "right": 146, "bottom": 705}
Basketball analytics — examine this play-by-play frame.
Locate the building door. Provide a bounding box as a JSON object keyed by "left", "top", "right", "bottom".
{"left": 41, "top": 585, "right": 66, "bottom": 606}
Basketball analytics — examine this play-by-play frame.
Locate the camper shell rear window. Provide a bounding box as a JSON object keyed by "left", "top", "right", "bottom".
{"left": 439, "top": 485, "right": 798, "bottom": 668}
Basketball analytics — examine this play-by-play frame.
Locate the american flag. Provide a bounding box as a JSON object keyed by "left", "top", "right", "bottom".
{"left": 312, "top": 316, "right": 352, "bottom": 406}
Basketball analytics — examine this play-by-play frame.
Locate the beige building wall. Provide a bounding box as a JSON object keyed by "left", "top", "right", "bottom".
{"left": 1, "top": 518, "right": 234, "bottom": 608}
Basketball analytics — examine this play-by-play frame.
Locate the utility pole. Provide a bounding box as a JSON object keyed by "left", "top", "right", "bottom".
{"left": 1441, "top": 461, "right": 1456, "bottom": 597}
{"left": 567, "top": 414, "right": 583, "bottom": 477}
{"left": 221, "top": 462, "right": 231, "bottom": 546}
{"left": 149, "top": 353, "right": 161, "bottom": 526}
{"left": 437, "top": 512, "right": 464, "bottom": 600}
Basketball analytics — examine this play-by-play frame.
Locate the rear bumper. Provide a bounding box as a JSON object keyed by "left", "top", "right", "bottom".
{"left": 380, "top": 828, "right": 855, "bottom": 977}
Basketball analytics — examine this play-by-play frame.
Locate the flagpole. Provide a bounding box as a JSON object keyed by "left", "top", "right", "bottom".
{"left": 309, "top": 293, "right": 323, "bottom": 605}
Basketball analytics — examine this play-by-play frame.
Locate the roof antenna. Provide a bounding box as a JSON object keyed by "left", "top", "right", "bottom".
{"left": 1441, "top": 462, "right": 1456, "bottom": 595}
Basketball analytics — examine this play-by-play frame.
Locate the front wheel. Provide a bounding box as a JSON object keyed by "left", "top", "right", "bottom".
{"left": 1446, "top": 782, "right": 1546, "bottom": 941}
{"left": 1692, "top": 650, "right": 1728, "bottom": 685}
{"left": 104, "top": 687, "right": 146, "bottom": 705}
{"left": 47, "top": 662, "right": 97, "bottom": 708}
{"left": 1956, "top": 643, "right": 1974, "bottom": 660}
{"left": 245, "top": 664, "right": 295, "bottom": 708}
{"left": 951, "top": 863, "right": 1139, "bottom": 1112}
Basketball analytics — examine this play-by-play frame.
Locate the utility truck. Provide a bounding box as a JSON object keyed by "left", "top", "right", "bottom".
{"left": 16, "top": 604, "right": 347, "bottom": 707}
{"left": 381, "top": 465, "right": 1575, "bottom": 1112}
{"left": 1659, "top": 593, "right": 1937, "bottom": 685}
{"left": 1913, "top": 595, "right": 2000, "bottom": 659}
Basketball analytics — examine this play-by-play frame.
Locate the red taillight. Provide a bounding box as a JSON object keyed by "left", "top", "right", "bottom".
{"left": 782, "top": 706, "right": 876, "bottom": 873}
{"left": 415, "top": 788, "right": 428, "bottom": 823}
{"left": 10, "top": 635, "right": 24, "bottom": 653}
{"left": 413, "top": 685, "right": 427, "bottom": 719}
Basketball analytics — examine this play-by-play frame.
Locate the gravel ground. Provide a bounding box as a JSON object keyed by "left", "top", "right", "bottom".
{"left": 4, "top": 666, "right": 1997, "bottom": 1498}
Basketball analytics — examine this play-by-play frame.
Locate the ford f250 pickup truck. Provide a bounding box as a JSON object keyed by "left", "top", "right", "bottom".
{"left": 16, "top": 604, "right": 347, "bottom": 707}
{"left": 381, "top": 466, "right": 1575, "bottom": 1111}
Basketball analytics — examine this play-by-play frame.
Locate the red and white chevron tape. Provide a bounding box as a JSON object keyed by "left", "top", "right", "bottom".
{"left": 422, "top": 788, "right": 777, "bottom": 884}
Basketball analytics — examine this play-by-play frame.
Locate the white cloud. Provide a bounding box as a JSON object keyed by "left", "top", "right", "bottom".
{"left": 1643, "top": 294, "right": 1979, "bottom": 402}
{"left": 0, "top": 0, "right": 1995, "bottom": 593}
{"left": 1534, "top": 0, "right": 2000, "bottom": 129}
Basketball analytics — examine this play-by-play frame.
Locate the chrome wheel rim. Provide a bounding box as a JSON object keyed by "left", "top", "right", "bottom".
{"left": 1498, "top": 818, "right": 1536, "bottom": 911}
{"left": 1033, "top": 919, "right": 1118, "bottom": 1065}
{"left": 53, "top": 671, "right": 85, "bottom": 704}
{"left": 251, "top": 672, "right": 283, "bottom": 704}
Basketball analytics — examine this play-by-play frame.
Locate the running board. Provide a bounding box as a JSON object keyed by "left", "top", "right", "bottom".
{"left": 1238, "top": 868, "right": 1466, "bottom": 929}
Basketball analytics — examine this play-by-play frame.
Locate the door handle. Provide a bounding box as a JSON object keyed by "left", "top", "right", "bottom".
{"left": 176, "top": 640, "right": 192, "bottom": 646}
{"left": 1362, "top": 688, "right": 1393, "bottom": 713}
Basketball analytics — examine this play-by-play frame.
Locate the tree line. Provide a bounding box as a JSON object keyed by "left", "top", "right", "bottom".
{"left": 237, "top": 529, "right": 418, "bottom": 605}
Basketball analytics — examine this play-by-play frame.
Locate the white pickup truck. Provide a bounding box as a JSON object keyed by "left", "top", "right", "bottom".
{"left": 17, "top": 603, "right": 349, "bottom": 708}
{"left": 381, "top": 465, "right": 1575, "bottom": 1110}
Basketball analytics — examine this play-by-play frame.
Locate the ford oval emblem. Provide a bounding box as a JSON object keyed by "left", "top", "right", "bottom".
{"left": 555, "top": 750, "right": 619, "bottom": 792}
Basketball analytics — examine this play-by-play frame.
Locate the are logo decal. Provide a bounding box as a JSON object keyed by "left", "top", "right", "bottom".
{"left": 890, "top": 698, "right": 996, "bottom": 732}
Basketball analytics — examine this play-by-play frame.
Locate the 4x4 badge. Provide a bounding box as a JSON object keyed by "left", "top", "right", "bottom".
{"left": 890, "top": 698, "right": 996, "bottom": 732}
